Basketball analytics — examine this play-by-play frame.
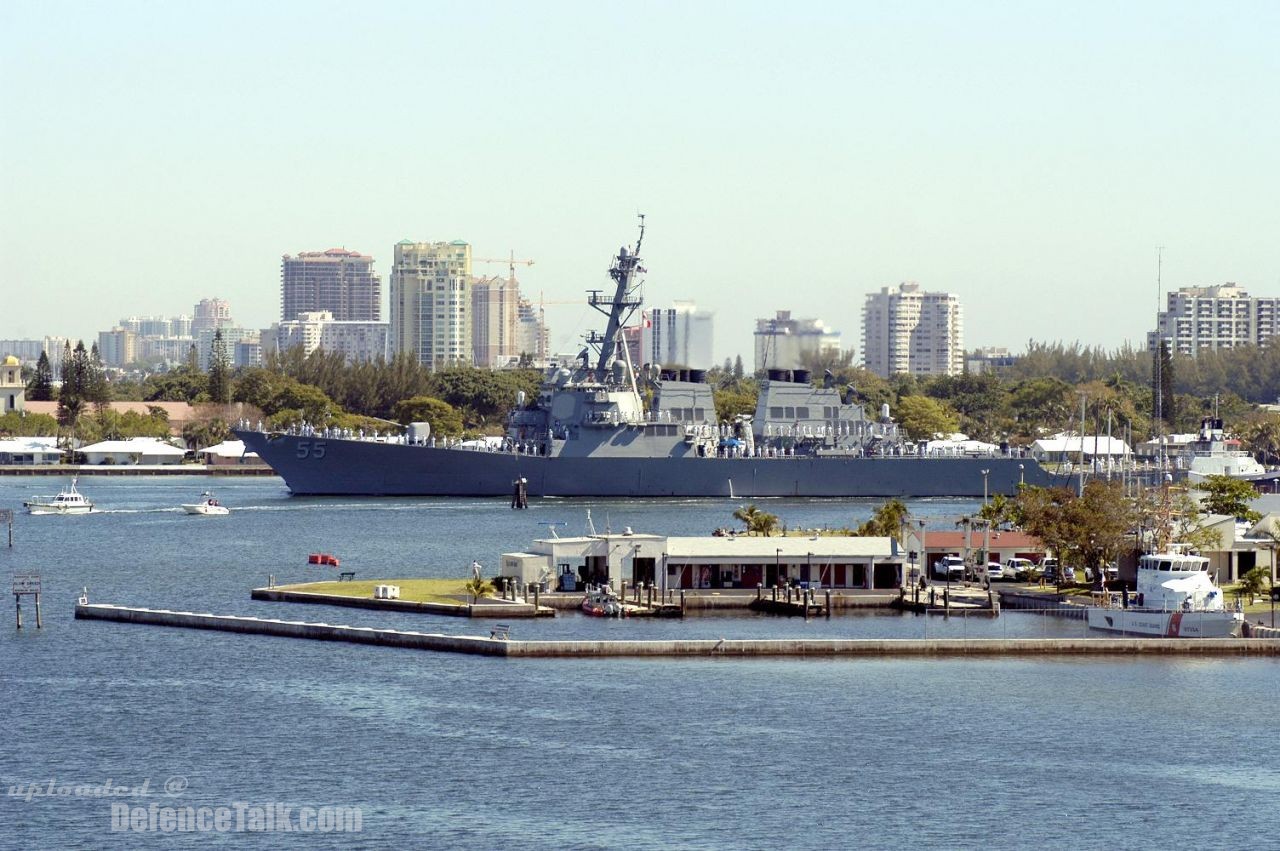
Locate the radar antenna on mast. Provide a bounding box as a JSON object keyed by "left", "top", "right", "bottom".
{"left": 585, "top": 214, "right": 647, "bottom": 375}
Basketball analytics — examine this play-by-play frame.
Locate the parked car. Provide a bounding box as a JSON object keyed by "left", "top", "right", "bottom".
{"left": 975, "top": 561, "right": 1005, "bottom": 582}
{"left": 1005, "top": 557, "right": 1038, "bottom": 582}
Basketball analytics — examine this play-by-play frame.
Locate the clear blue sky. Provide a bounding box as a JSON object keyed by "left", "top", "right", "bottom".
{"left": 3, "top": 1, "right": 1278, "bottom": 364}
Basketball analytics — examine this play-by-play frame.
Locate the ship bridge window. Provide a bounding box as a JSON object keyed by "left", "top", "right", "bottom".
{"left": 1159, "top": 560, "right": 1172, "bottom": 570}
{"left": 796, "top": 407, "right": 810, "bottom": 419}
{"left": 784, "top": 407, "right": 795, "bottom": 418}
{"left": 824, "top": 406, "right": 836, "bottom": 418}
{"left": 683, "top": 408, "right": 695, "bottom": 421}
{"left": 694, "top": 408, "right": 705, "bottom": 420}
{"left": 770, "top": 407, "right": 784, "bottom": 418}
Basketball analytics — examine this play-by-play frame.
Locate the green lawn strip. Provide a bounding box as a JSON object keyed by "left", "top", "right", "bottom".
{"left": 280, "top": 578, "right": 471, "bottom": 606}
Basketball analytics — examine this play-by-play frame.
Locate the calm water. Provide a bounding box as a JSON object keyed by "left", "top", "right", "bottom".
{"left": 1, "top": 477, "right": 1274, "bottom": 848}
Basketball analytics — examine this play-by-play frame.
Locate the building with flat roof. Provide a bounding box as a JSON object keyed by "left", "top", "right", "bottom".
{"left": 642, "top": 302, "right": 713, "bottom": 368}
{"left": 268, "top": 311, "right": 389, "bottom": 363}
{"left": 500, "top": 531, "right": 907, "bottom": 592}
{"left": 0, "top": 338, "right": 68, "bottom": 370}
{"left": 863, "top": 282, "right": 964, "bottom": 378}
{"left": 98, "top": 328, "right": 138, "bottom": 368}
{"left": 281, "top": 248, "right": 380, "bottom": 323}
{"left": 1147, "top": 284, "right": 1280, "bottom": 356}
{"left": 753, "top": 311, "right": 842, "bottom": 374}
{"left": 391, "top": 240, "right": 472, "bottom": 369}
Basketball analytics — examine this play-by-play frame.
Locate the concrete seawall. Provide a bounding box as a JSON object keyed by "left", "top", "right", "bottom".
{"left": 76, "top": 603, "right": 505, "bottom": 655}
{"left": 1244, "top": 621, "right": 1280, "bottom": 639}
{"left": 76, "top": 602, "right": 1280, "bottom": 658}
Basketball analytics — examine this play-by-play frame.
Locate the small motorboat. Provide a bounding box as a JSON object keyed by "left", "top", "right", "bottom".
{"left": 24, "top": 479, "right": 95, "bottom": 515}
{"left": 580, "top": 584, "right": 623, "bottom": 617}
{"left": 181, "top": 492, "right": 230, "bottom": 516}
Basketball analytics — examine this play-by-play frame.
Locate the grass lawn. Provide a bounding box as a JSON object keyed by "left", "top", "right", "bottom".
{"left": 1221, "top": 581, "right": 1279, "bottom": 616}
{"left": 280, "top": 578, "right": 472, "bottom": 606}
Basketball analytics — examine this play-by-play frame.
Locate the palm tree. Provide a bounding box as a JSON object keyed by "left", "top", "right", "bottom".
{"left": 464, "top": 576, "right": 493, "bottom": 604}
{"left": 733, "top": 503, "right": 780, "bottom": 537}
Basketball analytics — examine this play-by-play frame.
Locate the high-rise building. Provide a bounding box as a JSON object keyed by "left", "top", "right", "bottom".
{"left": 1147, "top": 284, "right": 1280, "bottom": 356}
{"left": 196, "top": 327, "right": 258, "bottom": 369}
{"left": 268, "top": 311, "right": 389, "bottom": 363}
{"left": 192, "top": 298, "right": 233, "bottom": 335}
{"left": 862, "top": 283, "right": 964, "bottom": 378}
{"left": 515, "top": 297, "right": 549, "bottom": 366}
{"left": 641, "top": 301, "right": 714, "bottom": 368}
{"left": 280, "top": 249, "right": 381, "bottom": 322}
{"left": 119, "top": 315, "right": 175, "bottom": 337}
{"left": 470, "top": 275, "right": 520, "bottom": 367}
{"left": 390, "top": 240, "right": 472, "bottom": 369}
{"left": 0, "top": 337, "right": 68, "bottom": 370}
{"left": 753, "top": 311, "right": 842, "bottom": 374}
{"left": 98, "top": 328, "right": 138, "bottom": 367}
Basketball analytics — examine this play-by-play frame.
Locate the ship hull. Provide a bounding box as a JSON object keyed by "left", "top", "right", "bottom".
{"left": 235, "top": 430, "right": 1067, "bottom": 497}
{"left": 1086, "top": 608, "right": 1243, "bottom": 638}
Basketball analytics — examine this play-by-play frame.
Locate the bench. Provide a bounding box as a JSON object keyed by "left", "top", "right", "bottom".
{"left": 489, "top": 624, "right": 511, "bottom": 641}
{"left": 338, "top": 571, "right": 356, "bottom": 582}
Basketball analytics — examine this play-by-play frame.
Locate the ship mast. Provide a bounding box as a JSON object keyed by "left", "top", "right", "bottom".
{"left": 587, "top": 215, "right": 646, "bottom": 376}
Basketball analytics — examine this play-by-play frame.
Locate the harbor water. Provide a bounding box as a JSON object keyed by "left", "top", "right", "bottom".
{"left": 1, "top": 477, "right": 1274, "bottom": 848}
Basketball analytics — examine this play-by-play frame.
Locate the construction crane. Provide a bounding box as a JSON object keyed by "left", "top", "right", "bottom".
{"left": 473, "top": 251, "right": 534, "bottom": 284}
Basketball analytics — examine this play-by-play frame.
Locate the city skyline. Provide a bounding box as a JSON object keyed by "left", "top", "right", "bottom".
{"left": 3, "top": 3, "right": 1278, "bottom": 364}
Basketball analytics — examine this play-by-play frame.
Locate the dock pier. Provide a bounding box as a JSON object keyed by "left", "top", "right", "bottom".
{"left": 74, "top": 601, "right": 1280, "bottom": 658}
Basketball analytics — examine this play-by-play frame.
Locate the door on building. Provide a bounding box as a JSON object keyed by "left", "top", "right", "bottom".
{"left": 741, "top": 565, "right": 762, "bottom": 587}
{"left": 632, "top": 557, "right": 655, "bottom": 586}
{"left": 834, "top": 565, "right": 848, "bottom": 587}
{"left": 872, "top": 562, "right": 900, "bottom": 589}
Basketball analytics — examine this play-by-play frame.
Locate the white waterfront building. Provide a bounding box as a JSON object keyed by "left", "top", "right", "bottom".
{"left": 500, "top": 531, "right": 906, "bottom": 592}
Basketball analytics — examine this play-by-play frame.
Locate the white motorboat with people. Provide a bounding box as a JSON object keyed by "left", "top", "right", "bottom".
{"left": 1086, "top": 551, "right": 1244, "bottom": 638}
{"left": 181, "top": 492, "right": 230, "bottom": 516}
{"left": 580, "top": 584, "right": 624, "bottom": 617}
{"left": 24, "top": 479, "right": 95, "bottom": 515}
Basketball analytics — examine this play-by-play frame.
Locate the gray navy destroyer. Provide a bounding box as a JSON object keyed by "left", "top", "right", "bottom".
{"left": 236, "top": 221, "right": 1060, "bottom": 498}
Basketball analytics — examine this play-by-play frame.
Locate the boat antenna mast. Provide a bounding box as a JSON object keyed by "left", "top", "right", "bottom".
{"left": 586, "top": 214, "right": 646, "bottom": 375}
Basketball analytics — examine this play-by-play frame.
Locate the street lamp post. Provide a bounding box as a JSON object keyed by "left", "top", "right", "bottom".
{"left": 776, "top": 548, "right": 782, "bottom": 588}
{"left": 1019, "top": 463, "right": 1025, "bottom": 486}
{"left": 918, "top": 519, "right": 927, "bottom": 585}
{"left": 981, "top": 469, "right": 990, "bottom": 507}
